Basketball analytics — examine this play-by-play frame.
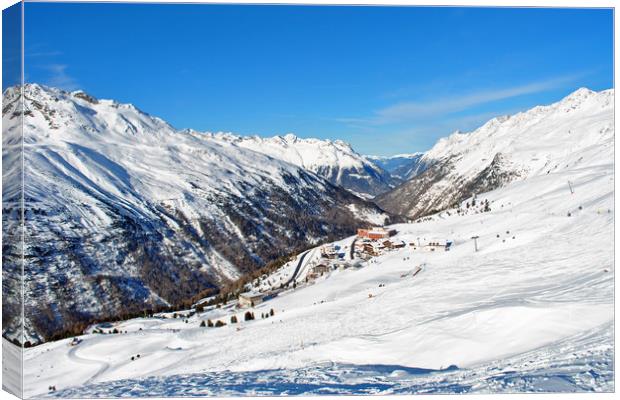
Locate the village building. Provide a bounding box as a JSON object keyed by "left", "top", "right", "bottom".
{"left": 382, "top": 239, "right": 405, "bottom": 249}
{"left": 354, "top": 241, "right": 367, "bottom": 252}
{"left": 306, "top": 272, "right": 319, "bottom": 281}
{"left": 312, "top": 264, "right": 330, "bottom": 275}
{"left": 321, "top": 244, "right": 339, "bottom": 259}
{"left": 410, "top": 239, "right": 453, "bottom": 252}
{"left": 424, "top": 239, "right": 452, "bottom": 251}
{"left": 362, "top": 243, "right": 379, "bottom": 256}
{"left": 238, "top": 291, "right": 264, "bottom": 307}
{"left": 263, "top": 290, "right": 281, "bottom": 301}
{"left": 392, "top": 240, "right": 406, "bottom": 249}
{"left": 357, "top": 227, "right": 397, "bottom": 240}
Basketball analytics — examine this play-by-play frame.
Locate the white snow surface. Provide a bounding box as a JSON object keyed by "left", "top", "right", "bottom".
{"left": 205, "top": 132, "right": 392, "bottom": 196}
{"left": 422, "top": 87, "right": 614, "bottom": 180}
{"left": 214, "top": 132, "right": 380, "bottom": 177}
{"left": 11, "top": 83, "right": 387, "bottom": 278}
{"left": 366, "top": 153, "right": 427, "bottom": 181}
{"left": 4, "top": 83, "right": 395, "bottom": 344}
{"left": 22, "top": 114, "right": 614, "bottom": 395}
{"left": 19, "top": 84, "right": 319, "bottom": 207}
{"left": 347, "top": 203, "right": 388, "bottom": 226}
{"left": 367, "top": 153, "right": 424, "bottom": 160}
{"left": 374, "top": 87, "right": 614, "bottom": 220}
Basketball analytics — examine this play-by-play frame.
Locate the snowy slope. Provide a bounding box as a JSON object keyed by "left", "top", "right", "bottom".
{"left": 210, "top": 133, "right": 395, "bottom": 198}
{"left": 20, "top": 120, "right": 614, "bottom": 396}
{"left": 367, "top": 153, "right": 428, "bottom": 181}
{"left": 376, "top": 88, "right": 614, "bottom": 218}
{"left": 2, "top": 84, "right": 392, "bottom": 344}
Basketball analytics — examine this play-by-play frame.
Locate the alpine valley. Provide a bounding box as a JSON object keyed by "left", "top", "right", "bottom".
{"left": 2, "top": 83, "right": 396, "bottom": 343}
{"left": 1, "top": 85, "right": 614, "bottom": 397}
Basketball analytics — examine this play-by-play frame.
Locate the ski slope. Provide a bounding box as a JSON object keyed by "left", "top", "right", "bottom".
{"left": 18, "top": 134, "right": 614, "bottom": 396}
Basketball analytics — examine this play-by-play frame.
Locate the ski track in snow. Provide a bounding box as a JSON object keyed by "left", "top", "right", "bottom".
{"left": 67, "top": 344, "right": 111, "bottom": 386}
{"left": 45, "top": 322, "right": 613, "bottom": 397}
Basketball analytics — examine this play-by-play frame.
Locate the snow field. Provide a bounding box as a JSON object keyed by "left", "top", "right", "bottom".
{"left": 21, "top": 147, "right": 613, "bottom": 396}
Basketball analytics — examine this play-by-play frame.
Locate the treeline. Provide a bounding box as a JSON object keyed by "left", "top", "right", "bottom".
{"left": 194, "top": 248, "right": 308, "bottom": 309}
{"left": 199, "top": 308, "right": 275, "bottom": 328}
{"left": 23, "top": 299, "right": 205, "bottom": 347}
{"left": 18, "top": 246, "right": 308, "bottom": 347}
{"left": 20, "top": 183, "right": 371, "bottom": 347}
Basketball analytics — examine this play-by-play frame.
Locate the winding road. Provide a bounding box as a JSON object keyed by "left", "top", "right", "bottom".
{"left": 350, "top": 238, "right": 358, "bottom": 260}
{"left": 68, "top": 342, "right": 111, "bottom": 386}
{"left": 284, "top": 250, "right": 311, "bottom": 287}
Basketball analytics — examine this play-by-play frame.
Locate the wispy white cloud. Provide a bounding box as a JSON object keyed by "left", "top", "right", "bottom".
{"left": 45, "top": 64, "right": 79, "bottom": 91}
{"left": 341, "top": 73, "right": 586, "bottom": 126}
{"left": 26, "top": 50, "right": 63, "bottom": 58}
{"left": 349, "top": 107, "right": 525, "bottom": 156}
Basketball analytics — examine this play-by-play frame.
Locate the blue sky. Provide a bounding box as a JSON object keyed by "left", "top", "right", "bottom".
{"left": 3, "top": 2, "right": 21, "bottom": 89}
{"left": 22, "top": 4, "right": 613, "bottom": 155}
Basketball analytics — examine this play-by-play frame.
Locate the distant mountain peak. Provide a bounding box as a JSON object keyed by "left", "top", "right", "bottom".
{"left": 367, "top": 152, "right": 429, "bottom": 181}
{"left": 565, "top": 86, "right": 595, "bottom": 99}
{"left": 366, "top": 152, "right": 424, "bottom": 160}
{"left": 281, "top": 132, "right": 299, "bottom": 142}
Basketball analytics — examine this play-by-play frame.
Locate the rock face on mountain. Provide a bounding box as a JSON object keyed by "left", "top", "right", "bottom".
{"left": 375, "top": 88, "right": 614, "bottom": 219}
{"left": 2, "top": 84, "right": 393, "bottom": 343}
{"left": 209, "top": 133, "right": 395, "bottom": 198}
{"left": 367, "top": 153, "right": 428, "bottom": 182}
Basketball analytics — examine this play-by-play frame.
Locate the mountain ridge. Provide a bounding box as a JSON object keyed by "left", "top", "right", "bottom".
{"left": 375, "top": 87, "right": 614, "bottom": 219}
{"left": 202, "top": 131, "right": 396, "bottom": 198}
{"left": 2, "top": 83, "right": 395, "bottom": 343}
{"left": 367, "top": 153, "right": 429, "bottom": 181}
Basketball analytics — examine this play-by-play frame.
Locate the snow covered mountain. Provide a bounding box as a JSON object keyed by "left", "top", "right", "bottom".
{"left": 375, "top": 88, "right": 614, "bottom": 219}
{"left": 2, "top": 83, "right": 393, "bottom": 343}
{"left": 367, "top": 153, "right": 428, "bottom": 181}
{"left": 208, "top": 133, "right": 395, "bottom": 198}
{"left": 16, "top": 98, "right": 614, "bottom": 395}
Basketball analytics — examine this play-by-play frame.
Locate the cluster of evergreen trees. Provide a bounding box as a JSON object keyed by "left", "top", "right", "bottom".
{"left": 199, "top": 308, "right": 275, "bottom": 328}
